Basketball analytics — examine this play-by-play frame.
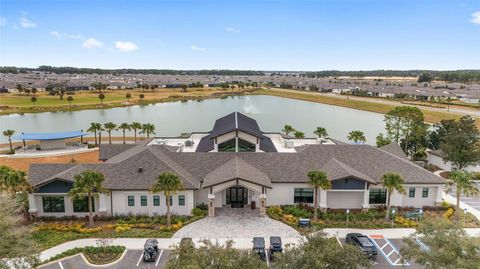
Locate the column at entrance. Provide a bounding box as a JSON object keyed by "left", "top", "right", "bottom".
{"left": 208, "top": 193, "right": 215, "bottom": 217}
{"left": 259, "top": 194, "right": 267, "bottom": 216}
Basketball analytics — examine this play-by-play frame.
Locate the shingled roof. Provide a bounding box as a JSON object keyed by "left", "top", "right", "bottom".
{"left": 321, "top": 158, "right": 376, "bottom": 184}
{"left": 379, "top": 143, "right": 408, "bottom": 159}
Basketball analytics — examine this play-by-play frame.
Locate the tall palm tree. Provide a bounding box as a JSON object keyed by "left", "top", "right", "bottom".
{"left": 314, "top": 127, "right": 328, "bottom": 138}
{"left": 131, "top": 122, "right": 142, "bottom": 143}
{"left": 98, "top": 93, "right": 105, "bottom": 105}
{"left": 2, "top": 130, "right": 15, "bottom": 152}
{"left": 140, "top": 123, "right": 156, "bottom": 139}
{"left": 347, "top": 130, "right": 366, "bottom": 144}
{"left": 68, "top": 170, "right": 108, "bottom": 227}
{"left": 381, "top": 173, "right": 406, "bottom": 222}
{"left": 87, "top": 123, "right": 103, "bottom": 146}
{"left": 150, "top": 172, "right": 183, "bottom": 227}
{"left": 307, "top": 170, "right": 331, "bottom": 221}
{"left": 103, "top": 122, "right": 117, "bottom": 144}
{"left": 282, "top": 125, "right": 295, "bottom": 136}
{"left": 446, "top": 170, "right": 479, "bottom": 220}
{"left": 117, "top": 123, "right": 131, "bottom": 144}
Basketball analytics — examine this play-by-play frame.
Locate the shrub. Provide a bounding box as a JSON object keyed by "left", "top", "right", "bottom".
{"left": 394, "top": 216, "right": 418, "bottom": 227}
{"left": 282, "top": 214, "right": 298, "bottom": 225}
{"left": 283, "top": 205, "right": 312, "bottom": 218}
{"left": 443, "top": 208, "right": 454, "bottom": 219}
{"left": 191, "top": 207, "right": 207, "bottom": 217}
{"left": 267, "top": 206, "right": 283, "bottom": 219}
{"left": 195, "top": 203, "right": 208, "bottom": 211}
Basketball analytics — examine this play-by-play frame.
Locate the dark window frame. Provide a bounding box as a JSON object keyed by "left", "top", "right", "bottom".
{"left": 409, "top": 187, "right": 416, "bottom": 198}
{"left": 42, "top": 196, "right": 65, "bottom": 213}
{"left": 169, "top": 195, "right": 173, "bottom": 206}
{"left": 127, "top": 195, "right": 135, "bottom": 207}
{"left": 178, "top": 195, "right": 185, "bottom": 206}
{"left": 73, "top": 197, "right": 95, "bottom": 212}
{"left": 369, "top": 189, "right": 387, "bottom": 204}
{"left": 153, "top": 195, "right": 160, "bottom": 206}
{"left": 141, "top": 195, "right": 147, "bottom": 206}
{"left": 294, "top": 188, "right": 314, "bottom": 203}
{"left": 422, "top": 188, "right": 429, "bottom": 198}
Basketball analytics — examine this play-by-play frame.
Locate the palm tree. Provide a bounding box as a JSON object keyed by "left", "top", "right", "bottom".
{"left": 140, "top": 123, "right": 156, "bottom": 139}
{"left": 282, "top": 125, "right": 295, "bottom": 136}
{"left": 131, "top": 122, "right": 142, "bottom": 142}
{"left": 446, "top": 170, "right": 479, "bottom": 220}
{"left": 103, "top": 122, "right": 117, "bottom": 144}
{"left": 150, "top": 172, "right": 183, "bottom": 227}
{"left": 98, "top": 93, "right": 105, "bottom": 105}
{"left": 381, "top": 173, "right": 406, "bottom": 222}
{"left": 0, "top": 166, "right": 30, "bottom": 194}
{"left": 117, "top": 123, "right": 131, "bottom": 144}
{"left": 347, "top": 130, "right": 366, "bottom": 144}
{"left": 68, "top": 170, "right": 108, "bottom": 227}
{"left": 67, "top": 96, "right": 74, "bottom": 107}
{"left": 307, "top": 170, "right": 331, "bottom": 221}
{"left": 87, "top": 123, "right": 102, "bottom": 146}
{"left": 294, "top": 131, "right": 305, "bottom": 138}
{"left": 125, "top": 93, "right": 131, "bottom": 103}
{"left": 314, "top": 127, "right": 328, "bottom": 138}
{"left": 30, "top": 96, "right": 37, "bottom": 107}
{"left": 2, "top": 130, "right": 15, "bottom": 152}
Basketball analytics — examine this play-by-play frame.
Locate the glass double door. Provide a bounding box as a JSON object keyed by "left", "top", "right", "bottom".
{"left": 226, "top": 186, "right": 248, "bottom": 206}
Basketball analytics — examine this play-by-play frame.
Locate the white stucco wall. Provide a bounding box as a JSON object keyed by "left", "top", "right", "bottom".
{"left": 326, "top": 191, "right": 364, "bottom": 209}
{"left": 40, "top": 139, "right": 66, "bottom": 150}
{"left": 373, "top": 184, "right": 443, "bottom": 208}
{"left": 268, "top": 183, "right": 313, "bottom": 206}
{"left": 33, "top": 194, "right": 99, "bottom": 217}
{"left": 428, "top": 153, "right": 480, "bottom": 172}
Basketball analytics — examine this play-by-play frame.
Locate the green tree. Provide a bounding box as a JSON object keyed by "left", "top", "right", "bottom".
{"left": 401, "top": 218, "right": 480, "bottom": 269}
{"left": 181, "top": 84, "right": 188, "bottom": 92}
{"left": 150, "top": 172, "right": 183, "bottom": 227}
{"left": 307, "top": 170, "right": 331, "bottom": 221}
{"left": 282, "top": 125, "right": 295, "bottom": 136}
{"left": 2, "top": 129, "right": 15, "bottom": 152}
{"left": 273, "top": 233, "right": 371, "bottom": 269}
{"left": 381, "top": 173, "right": 406, "bottom": 221}
{"left": 31, "top": 87, "right": 37, "bottom": 96}
{"left": 87, "top": 122, "right": 103, "bottom": 146}
{"left": 140, "top": 123, "right": 156, "bottom": 138}
{"left": 30, "top": 96, "right": 37, "bottom": 107}
{"left": 68, "top": 170, "right": 108, "bottom": 227}
{"left": 125, "top": 93, "right": 131, "bottom": 102}
{"left": 417, "top": 72, "right": 434, "bottom": 83}
{"left": 139, "top": 94, "right": 145, "bottom": 103}
{"left": 117, "top": 123, "right": 131, "bottom": 144}
{"left": 0, "top": 166, "right": 30, "bottom": 194}
{"left": 16, "top": 84, "right": 23, "bottom": 95}
{"left": 294, "top": 131, "right": 305, "bottom": 138}
{"left": 131, "top": 122, "right": 142, "bottom": 143}
{"left": 67, "top": 95, "right": 74, "bottom": 106}
{"left": 103, "top": 122, "right": 117, "bottom": 144}
{"left": 376, "top": 133, "right": 392, "bottom": 147}
{"left": 313, "top": 127, "right": 328, "bottom": 138}
{"left": 446, "top": 170, "right": 479, "bottom": 220}
{"left": 25, "top": 89, "right": 31, "bottom": 96}
{"left": 347, "top": 130, "right": 366, "bottom": 144}
{"left": 98, "top": 93, "right": 105, "bottom": 104}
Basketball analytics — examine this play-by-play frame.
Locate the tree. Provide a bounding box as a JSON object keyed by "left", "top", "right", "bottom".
{"left": 103, "top": 122, "right": 117, "bottom": 144}
{"left": 313, "top": 127, "right": 328, "bottom": 138}
{"left": 131, "top": 122, "right": 142, "bottom": 142}
{"left": 150, "top": 172, "right": 183, "bottom": 227}
{"left": 24, "top": 89, "right": 31, "bottom": 96}
{"left": 417, "top": 72, "right": 434, "bottom": 83}
{"left": 140, "top": 123, "right": 156, "bottom": 138}
{"left": 273, "top": 233, "right": 371, "bottom": 269}
{"left": 446, "top": 170, "right": 479, "bottom": 220}
{"left": 282, "top": 125, "right": 295, "bottom": 136}
{"left": 98, "top": 93, "right": 105, "bottom": 104}
{"left": 117, "top": 123, "right": 131, "bottom": 144}
{"left": 294, "top": 131, "right": 305, "bottom": 138}
{"left": 31, "top": 87, "right": 37, "bottom": 96}
{"left": 16, "top": 84, "right": 23, "bottom": 95}
{"left": 87, "top": 122, "right": 103, "bottom": 146}
{"left": 435, "top": 116, "right": 480, "bottom": 170}
{"left": 30, "top": 96, "right": 37, "bottom": 107}
{"left": 139, "top": 94, "right": 145, "bottom": 103}
{"left": 68, "top": 170, "right": 107, "bottom": 227}
{"left": 0, "top": 166, "right": 30, "bottom": 194}
{"left": 401, "top": 218, "right": 480, "bottom": 269}
{"left": 2, "top": 129, "right": 15, "bottom": 152}
{"left": 125, "top": 93, "right": 131, "bottom": 103}
{"left": 347, "top": 130, "right": 366, "bottom": 144}
{"left": 376, "top": 133, "right": 392, "bottom": 147}
{"left": 67, "top": 95, "right": 74, "bottom": 106}
{"left": 381, "top": 173, "right": 405, "bottom": 221}
{"left": 307, "top": 170, "right": 331, "bottom": 221}
{"left": 181, "top": 84, "right": 188, "bottom": 92}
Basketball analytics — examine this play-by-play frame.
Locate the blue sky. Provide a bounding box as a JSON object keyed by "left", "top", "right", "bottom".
{"left": 0, "top": 0, "right": 479, "bottom": 70}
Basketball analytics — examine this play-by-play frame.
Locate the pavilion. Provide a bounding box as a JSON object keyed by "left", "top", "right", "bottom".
{"left": 12, "top": 130, "right": 89, "bottom": 150}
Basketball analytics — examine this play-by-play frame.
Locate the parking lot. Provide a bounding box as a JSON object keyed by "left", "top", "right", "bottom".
{"left": 38, "top": 249, "right": 171, "bottom": 269}
{"left": 337, "top": 236, "right": 421, "bottom": 269}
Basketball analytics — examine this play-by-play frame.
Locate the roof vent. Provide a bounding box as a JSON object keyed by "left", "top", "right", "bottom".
{"left": 138, "top": 167, "right": 143, "bottom": 173}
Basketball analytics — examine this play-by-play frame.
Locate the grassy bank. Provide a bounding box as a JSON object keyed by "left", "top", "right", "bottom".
{"left": 255, "top": 88, "right": 480, "bottom": 127}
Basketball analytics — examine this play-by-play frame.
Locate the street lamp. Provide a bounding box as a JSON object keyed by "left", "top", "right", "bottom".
{"left": 391, "top": 208, "right": 396, "bottom": 228}
{"left": 346, "top": 209, "right": 350, "bottom": 228}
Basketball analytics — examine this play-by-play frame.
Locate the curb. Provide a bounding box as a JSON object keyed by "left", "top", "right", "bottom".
{"left": 79, "top": 249, "right": 128, "bottom": 268}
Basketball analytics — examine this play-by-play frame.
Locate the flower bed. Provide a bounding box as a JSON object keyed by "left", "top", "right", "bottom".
{"left": 39, "top": 246, "right": 125, "bottom": 266}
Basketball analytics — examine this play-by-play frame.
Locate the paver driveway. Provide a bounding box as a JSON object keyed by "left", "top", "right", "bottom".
{"left": 173, "top": 207, "right": 301, "bottom": 239}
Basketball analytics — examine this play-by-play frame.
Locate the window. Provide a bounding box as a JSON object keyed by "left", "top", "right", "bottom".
{"left": 409, "top": 187, "right": 416, "bottom": 198}
{"left": 369, "top": 189, "right": 387, "bottom": 204}
{"left": 73, "top": 197, "right": 95, "bottom": 212}
{"left": 218, "top": 139, "right": 236, "bottom": 152}
{"left": 169, "top": 195, "right": 173, "bottom": 206}
{"left": 294, "top": 188, "right": 314, "bottom": 203}
{"left": 141, "top": 195, "right": 147, "bottom": 206}
{"left": 153, "top": 195, "right": 160, "bottom": 206}
{"left": 128, "top": 196, "right": 135, "bottom": 206}
{"left": 178, "top": 195, "right": 185, "bottom": 206}
{"left": 42, "top": 196, "right": 65, "bottom": 213}
{"left": 422, "top": 188, "right": 429, "bottom": 198}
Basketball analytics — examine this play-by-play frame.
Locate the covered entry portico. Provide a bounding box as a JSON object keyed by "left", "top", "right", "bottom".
{"left": 202, "top": 157, "right": 272, "bottom": 217}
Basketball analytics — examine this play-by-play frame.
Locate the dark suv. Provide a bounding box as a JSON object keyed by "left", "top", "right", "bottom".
{"left": 346, "top": 233, "right": 378, "bottom": 259}
{"left": 143, "top": 239, "right": 159, "bottom": 262}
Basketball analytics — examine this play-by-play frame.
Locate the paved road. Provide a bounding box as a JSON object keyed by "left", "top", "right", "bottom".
{"left": 448, "top": 182, "right": 480, "bottom": 213}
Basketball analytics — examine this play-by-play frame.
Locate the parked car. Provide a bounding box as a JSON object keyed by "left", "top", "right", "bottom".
{"left": 346, "top": 233, "right": 378, "bottom": 259}
{"left": 252, "top": 237, "right": 266, "bottom": 260}
{"left": 269, "top": 236, "right": 283, "bottom": 261}
{"left": 143, "top": 239, "right": 159, "bottom": 262}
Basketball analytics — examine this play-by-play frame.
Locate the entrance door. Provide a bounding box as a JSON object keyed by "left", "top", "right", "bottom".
{"left": 226, "top": 186, "right": 247, "bottom": 207}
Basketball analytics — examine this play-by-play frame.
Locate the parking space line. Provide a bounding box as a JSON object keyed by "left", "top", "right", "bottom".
{"left": 265, "top": 252, "right": 270, "bottom": 267}
{"left": 336, "top": 237, "right": 343, "bottom": 248}
{"left": 136, "top": 252, "right": 143, "bottom": 267}
{"left": 58, "top": 262, "right": 64, "bottom": 269}
{"left": 155, "top": 250, "right": 164, "bottom": 267}
{"left": 387, "top": 249, "right": 395, "bottom": 257}
{"left": 368, "top": 236, "right": 409, "bottom": 266}
{"left": 380, "top": 243, "right": 388, "bottom": 249}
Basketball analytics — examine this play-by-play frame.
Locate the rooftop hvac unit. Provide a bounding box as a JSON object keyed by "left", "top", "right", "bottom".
{"left": 284, "top": 140, "right": 294, "bottom": 149}
{"left": 185, "top": 140, "right": 194, "bottom": 147}
{"left": 157, "top": 139, "right": 166, "bottom": 145}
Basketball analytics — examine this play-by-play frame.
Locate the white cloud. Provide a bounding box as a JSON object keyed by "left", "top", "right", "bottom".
{"left": 226, "top": 26, "right": 240, "bottom": 33}
{"left": 114, "top": 41, "right": 139, "bottom": 52}
{"left": 20, "top": 17, "right": 36, "bottom": 28}
{"left": 50, "top": 31, "right": 62, "bottom": 38}
{"left": 82, "top": 38, "right": 104, "bottom": 49}
{"left": 50, "top": 31, "right": 84, "bottom": 39}
{"left": 471, "top": 11, "right": 480, "bottom": 25}
{"left": 0, "top": 17, "right": 6, "bottom": 27}
{"left": 191, "top": 45, "right": 206, "bottom": 51}
{"left": 68, "top": 34, "right": 83, "bottom": 39}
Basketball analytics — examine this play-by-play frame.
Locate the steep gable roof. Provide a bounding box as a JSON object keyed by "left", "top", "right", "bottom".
{"left": 379, "top": 143, "right": 408, "bottom": 159}
{"left": 321, "top": 158, "right": 376, "bottom": 184}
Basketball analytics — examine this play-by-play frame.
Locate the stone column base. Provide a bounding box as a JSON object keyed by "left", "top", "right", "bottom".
{"left": 208, "top": 194, "right": 215, "bottom": 217}
{"left": 259, "top": 194, "right": 267, "bottom": 216}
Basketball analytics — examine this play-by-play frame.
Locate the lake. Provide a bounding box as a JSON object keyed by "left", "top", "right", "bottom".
{"left": 0, "top": 95, "right": 386, "bottom": 144}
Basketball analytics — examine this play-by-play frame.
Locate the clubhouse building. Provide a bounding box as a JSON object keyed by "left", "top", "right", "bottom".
{"left": 27, "top": 112, "right": 444, "bottom": 218}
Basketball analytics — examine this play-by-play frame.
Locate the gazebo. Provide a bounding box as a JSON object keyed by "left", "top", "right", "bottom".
{"left": 12, "top": 130, "right": 89, "bottom": 150}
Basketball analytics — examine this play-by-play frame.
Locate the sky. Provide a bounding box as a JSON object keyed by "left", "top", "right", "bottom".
{"left": 0, "top": 0, "right": 479, "bottom": 71}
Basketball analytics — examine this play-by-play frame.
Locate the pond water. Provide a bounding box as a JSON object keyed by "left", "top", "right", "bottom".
{"left": 0, "top": 95, "right": 386, "bottom": 144}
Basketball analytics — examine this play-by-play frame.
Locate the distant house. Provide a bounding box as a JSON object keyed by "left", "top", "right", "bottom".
{"left": 0, "top": 87, "right": 8, "bottom": 93}
{"left": 428, "top": 150, "right": 480, "bottom": 172}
